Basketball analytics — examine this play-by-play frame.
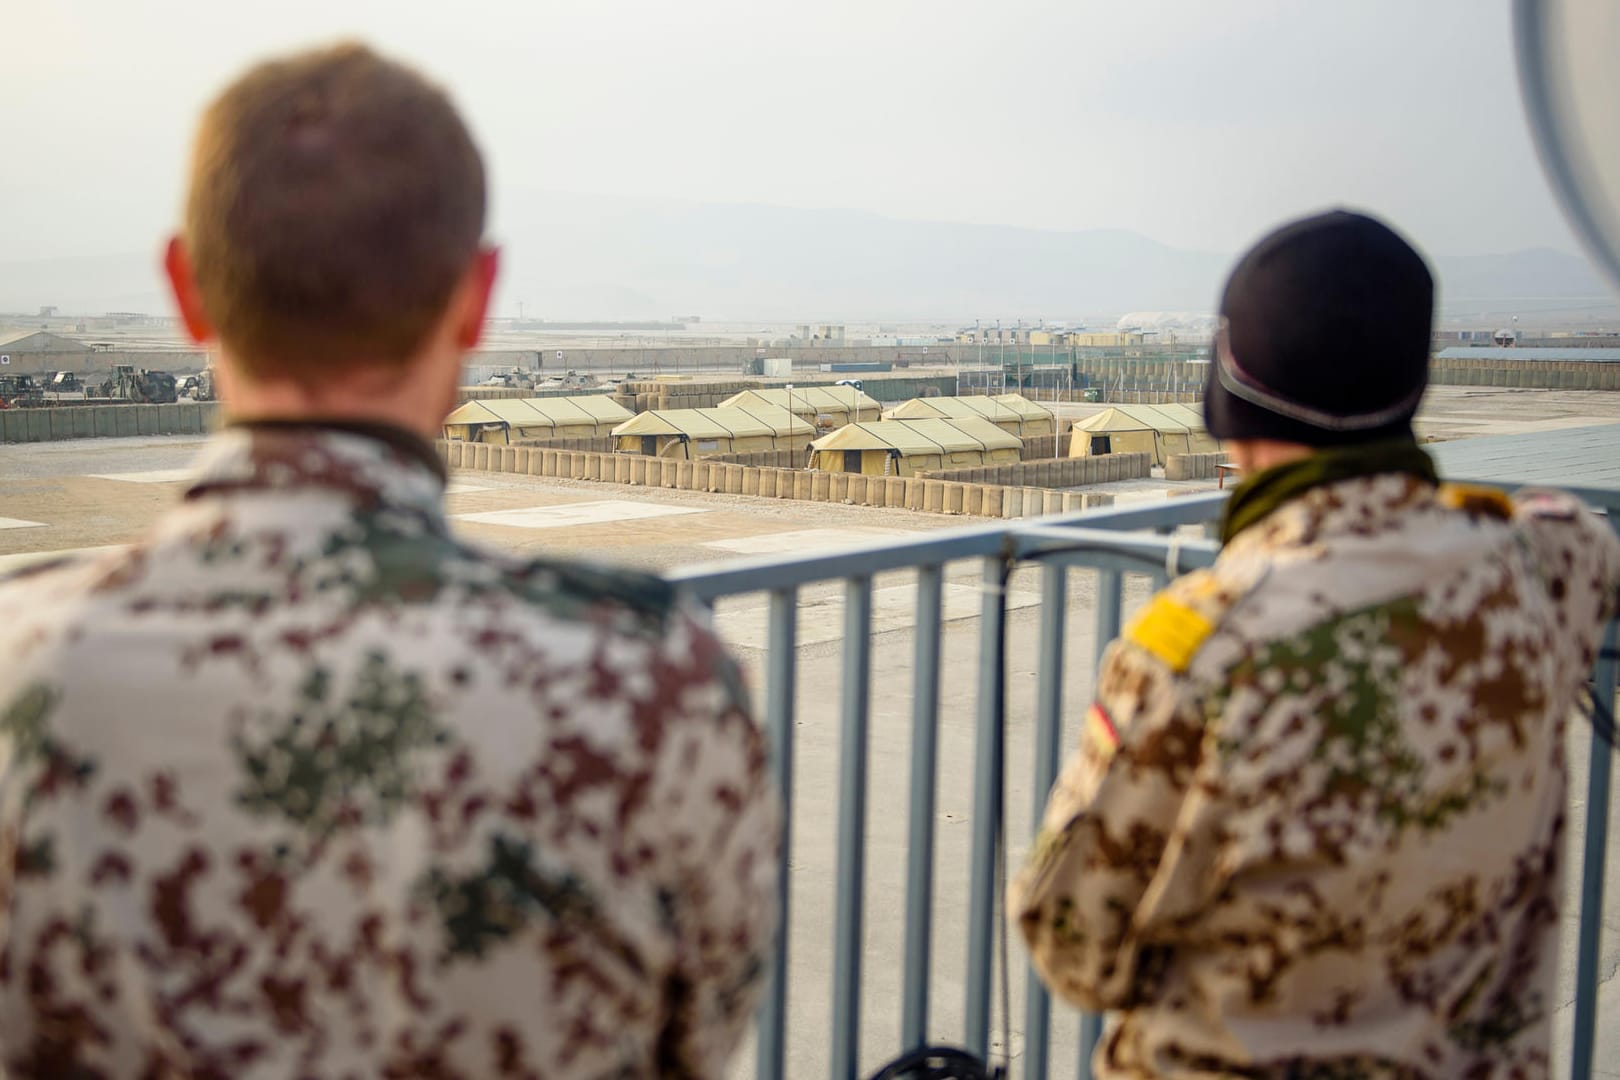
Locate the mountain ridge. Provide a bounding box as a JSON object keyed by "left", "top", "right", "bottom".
{"left": 0, "top": 197, "right": 1609, "bottom": 323}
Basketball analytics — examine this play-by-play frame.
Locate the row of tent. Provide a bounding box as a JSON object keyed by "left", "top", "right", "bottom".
{"left": 884, "top": 394, "right": 1056, "bottom": 436}
{"left": 1069, "top": 403, "right": 1218, "bottom": 465}
{"left": 807, "top": 417, "right": 1022, "bottom": 476}
{"left": 442, "top": 396, "right": 635, "bottom": 443}
{"left": 612, "top": 404, "right": 816, "bottom": 457}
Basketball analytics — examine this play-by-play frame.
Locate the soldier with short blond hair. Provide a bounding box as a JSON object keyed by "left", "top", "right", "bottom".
{"left": 0, "top": 43, "right": 778, "bottom": 1078}
{"left": 1014, "top": 211, "right": 1620, "bottom": 1079}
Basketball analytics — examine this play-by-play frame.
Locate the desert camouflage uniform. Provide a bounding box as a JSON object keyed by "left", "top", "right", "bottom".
{"left": 0, "top": 423, "right": 779, "bottom": 1079}
{"left": 1012, "top": 470, "right": 1620, "bottom": 1079}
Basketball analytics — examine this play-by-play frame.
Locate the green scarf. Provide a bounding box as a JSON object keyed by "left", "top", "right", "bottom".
{"left": 1220, "top": 438, "right": 1439, "bottom": 544}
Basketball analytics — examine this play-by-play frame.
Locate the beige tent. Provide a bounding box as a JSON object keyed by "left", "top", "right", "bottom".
{"left": 1069, "top": 403, "right": 1217, "bottom": 465}
{"left": 990, "top": 393, "right": 1058, "bottom": 436}
{"left": 719, "top": 386, "right": 881, "bottom": 430}
{"left": 808, "top": 416, "right": 1022, "bottom": 477}
{"left": 442, "top": 395, "right": 634, "bottom": 443}
{"left": 884, "top": 393, "right": 1054, "bottom": 436}
{"left": 612, "top": 404, "right": 815, "bottom": 458}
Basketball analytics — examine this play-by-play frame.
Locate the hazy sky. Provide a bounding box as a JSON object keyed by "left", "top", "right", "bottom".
{"left": 1, "top": 0, "right": 1581, "bottom": 265}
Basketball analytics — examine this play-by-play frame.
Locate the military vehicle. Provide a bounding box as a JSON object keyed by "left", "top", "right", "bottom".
{"left": 0, "top": 374, "right": 45, "bottom": 407}
{"left": 50, "top": 371, "right": 84, "bottom": 393}
{"left": 536, "top": 370, "right": 600, "bottom": 391}
{"left": 94, "top": 365, "right": 179, "bottom": 404}
{"left": 482, "top": 366, "right": 541, "bottom": 390}
{"left": 178, "top": 369, "right": 217, "bottom": 402}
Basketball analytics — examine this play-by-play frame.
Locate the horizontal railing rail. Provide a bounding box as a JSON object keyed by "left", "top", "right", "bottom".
{"left": 664, "top": 481, "right": 1618, "bottom": 1080}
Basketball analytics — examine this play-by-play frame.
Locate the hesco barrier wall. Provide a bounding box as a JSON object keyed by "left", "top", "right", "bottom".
{"left": 921, "top": 452, "right": 1150, "bottom": 489}
{"left": 706, "top": 449, "right": 805, "bottom": 468}
{"left": 1429, "top": 356, "right": 1620, "bottom": 389}
{"left": 509, "top": 435, "right": 617, "bottom": 452}
{"left": 0, "top": 403, "right": 223, "bottom": 443}
{"left": 1019, "top": 431, "right": 1074, "bottom": 460}
{"left": 1165, "top": 452, "right": 1231, "bottom": 481}
{"left": 436, "top": 441, "right": 1127, "bottom": 519}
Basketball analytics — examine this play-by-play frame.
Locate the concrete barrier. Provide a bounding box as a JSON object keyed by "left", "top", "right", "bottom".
{"left": 923, "top": 480, "right": 945, "bottom": 513}
{"left": 1003, "top": 487, "right": 1023, "bottom": 518}
{"left": 794, "top": 471, "right": 813, "bottom": 500}
{"left": 885, "top": 477, "right": 905, "bottom": 507}
{"left": 811, "top": 472, "right": 831, "bottom": 501}
{"left": 847, "top": 475, "right": 867, "bottom": 504}
{"left": 743, "top": 468, "right": 760, "bottom": 496}
{"left": 725, "top": 464, "right": 745, "bottom": 495}
{"left": 944, "top": 483, "right": 964, "bottom": 514}
{"left": 981, "top": 486, "right": 1003, "bottom": 517}
{"left": 829, "top": 473, "right": 849, "bottom": 503}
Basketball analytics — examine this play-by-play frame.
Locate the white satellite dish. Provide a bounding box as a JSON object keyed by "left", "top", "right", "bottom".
{"left": 1515, "top": 0, "right": 1620, "bottom": 297}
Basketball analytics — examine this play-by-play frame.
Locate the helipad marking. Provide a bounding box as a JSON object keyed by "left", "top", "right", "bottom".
{"left": 714, "top": 581, "right": 1040, "bottom": 649}
{"left": 0, "top": 517, "right": 47, "bottom": 531}
{"left": 0, "top": 545, "right": 126, "bottom": 574}
{"left": 87, "top": 469, "right": 195, "bottom": 484}
{"left": 704, "top": 527, "right": 919, "bottom": 556}
{"left": 454, "top": 500, "right": 709, "bottom": 530}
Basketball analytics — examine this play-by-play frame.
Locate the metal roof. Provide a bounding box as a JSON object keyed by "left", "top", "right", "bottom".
{"left": 1435, "top": 346, "right": 1620, "bottom": 362}
{"left": 811, "top": 416, "right": 1022, "bottom": 455}
{"left": 1430, "top": 423, "right": 1620, "bottom": 493}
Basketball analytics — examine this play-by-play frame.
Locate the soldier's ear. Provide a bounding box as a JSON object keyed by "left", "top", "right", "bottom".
{"left": 164, "top": 237, "right": 215, "bottom": 346}
{"left": 453, "top": 247, "right": 501, "bottom": 350}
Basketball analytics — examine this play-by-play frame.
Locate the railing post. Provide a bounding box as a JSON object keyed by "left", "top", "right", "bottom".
{"left": 902, "top": 565, "right": 945, "bottom": 1051}
{"left": 1079, "top": 571, "right": 1124, "bottom": 1079}
{"left": 1024, "top": 564, "right": 1067, "bottom": 1080}
{"left": 1572, "top": 619, "right": 1617, "bottom": 1080}
{"left": 832, "top": 576, "right": 874, "bottom": 1080}
{"left": 757, "top": 588, "right": 797, "bottom": 1080}
{"left": 965, "top": 556, "right": 1007, "bottom": 1058}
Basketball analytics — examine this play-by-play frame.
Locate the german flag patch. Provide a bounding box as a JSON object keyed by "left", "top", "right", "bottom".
{"left": 1125, "top": 595, "right": 1214, "bottom": 673}
{"left": 1084, "top": 703, "right": 1120, "bottom": 758}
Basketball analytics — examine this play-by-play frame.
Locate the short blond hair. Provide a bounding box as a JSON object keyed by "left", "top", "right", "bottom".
{"left": 184, "top": 43, "right": 486, "bottom": 379}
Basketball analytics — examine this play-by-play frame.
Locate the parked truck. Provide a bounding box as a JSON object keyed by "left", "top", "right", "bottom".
{"left": 0, "top": 374, "right": 45, "bottom": 408}
{"left": 94, "top": 365, "right": 179, "bottom": 404}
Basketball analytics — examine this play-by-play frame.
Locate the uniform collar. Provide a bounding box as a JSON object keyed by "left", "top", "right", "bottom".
{"left": 184, "top": 421, "right": 447, "bottom": 516}
{"left": 1220, "top": 438, "right": 1439, "bottom": 544}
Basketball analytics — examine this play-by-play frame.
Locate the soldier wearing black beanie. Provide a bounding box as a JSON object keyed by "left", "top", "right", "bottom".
{"left": 1017, "top": 209, "right": 1620, "bottom": 1080}
{"left": 1205, "top": 209, "right": 1434, "bottom": 447}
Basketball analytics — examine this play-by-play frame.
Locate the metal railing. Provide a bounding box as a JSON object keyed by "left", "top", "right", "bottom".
{"left": 665, "top": 484, "right": 1619, "bottom": 1080}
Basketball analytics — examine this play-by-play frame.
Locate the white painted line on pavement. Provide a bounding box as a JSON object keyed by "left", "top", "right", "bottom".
{"left": 704, "top": 526, "right": 919, "bottom": 556}
{"left": 86, "top": 469, "right": 196, "bottom": 484}
{"left": 454, "top": 500, "right": 709, "bottom": 530}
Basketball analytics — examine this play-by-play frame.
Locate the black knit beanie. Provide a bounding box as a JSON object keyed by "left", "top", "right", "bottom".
{"left": 1204, "top": 210, "right": 1434, "bottom": 446}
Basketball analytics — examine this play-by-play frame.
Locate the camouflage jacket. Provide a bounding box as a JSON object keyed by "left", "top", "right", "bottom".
{"left": 1012, "top": 469, "right": 1620, "bottom": 1079}
{"left": 0, "top": 423, "right": 779, "bottom": 1079}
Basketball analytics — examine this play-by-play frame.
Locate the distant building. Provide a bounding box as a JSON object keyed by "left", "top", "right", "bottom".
{"left": 1068, "top": 331, "right": 1144, "bottom": 347}
{"left": 0, "top": 330, "right": 95, "bottom": 375}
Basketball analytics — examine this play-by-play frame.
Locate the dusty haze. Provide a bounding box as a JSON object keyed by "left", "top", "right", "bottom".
{"left": 2, "top": 0, "right": 1611, "bottom": 322}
